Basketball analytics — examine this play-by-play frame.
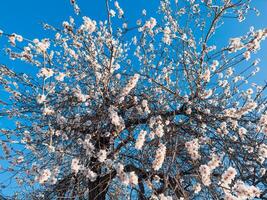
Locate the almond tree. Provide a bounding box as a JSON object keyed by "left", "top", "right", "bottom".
{"left": 0, "top": 0, "right": 266, "bottom": 199}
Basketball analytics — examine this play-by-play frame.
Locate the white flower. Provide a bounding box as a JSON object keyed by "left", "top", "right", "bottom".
{"left": 38, "top": 169, "right": 51, "bottom": 184}
{"left": 238, "top": 127, "right": 247, "bottom": 138}
{"left": 201, "top": 89, "right": 213, "bottom": 99}
{"left": 211, "top": 60, "right": 219, "bottom": 71}
{"left": 233, "top": 180, "right": 261, "bottom": 199}
{"left": 43, "top": 106, "right": 55, "bottom": 115}
{"left": 119, "top": 74, "right": 140, "bottom": 103}
{"left": 142, "top": 17, "right": 157, "bottom": 31}
{"left": 162, "top": 27, "right": 172, "bottom": 45}
{"left": 97, "top": 149, "right": 107, "bottom": 163}
{"left": 36, "top": 39, "right": 50, "bottom": 53}
{"left": 208, "top": 154, "right": 221, "bottom": 170}
{"left": 152, "top": 143, "right": 166, "bottom": 171}
{"left": 149, "top": 116, "right": 165, "bottom": 138}
{"left": 55, "top": 72, "right": 66, "bottom": 82}
{"left": 36, "top": 94, "right": 46, "bottom": 104}
{"left": 109, "top": 9, "right": 116, "bottom": 17}
{"left": 229, "top": 37, "right": 243, "bottom": 52}
{"left": 38, "top": 68, "right": 54, "bottom": 79}
{"left": 108, "top": 106, "right": 125, "bottom": 132}
{"left": 135, "top": 130, "right": 147, "bottom": 150}
{"left": 81, "top": 17, "right": 96, "bottom": 33}
{"left": 201, "top": 68, "right": 211, "bottom": 82}
{"left": 16, "top": 34, "right": 23, "bottom": 42}
{"left": 185, "top": 139, "right": 201, "bottom": 160}
{"left": 71, "top": 158, "right": 80, "bottom": 174}
{"left": 86, "top": 169, "right": 98, "bottom": 182}
{"left": 199, "top": 165, "right": 211, "bottom": 186}
{"left": 141, "top": 99, "right": 150, "bottom": 114}
{"left": 129, "top": 171, "right": 138, "bottom": 185}
{"left": 220, "top": 167, "right": 237, "bottom": 189}
{"left": 9, "top": 34, "right": 16, "bottom": 45}
{"left": 194, "top": 183, "right": 202, "bottom": 194}
{"left": 243, "top": 51, "right": 251, "bottom": 60}
{"left": 258, "top": 143, "right": 267, "bottom": 162}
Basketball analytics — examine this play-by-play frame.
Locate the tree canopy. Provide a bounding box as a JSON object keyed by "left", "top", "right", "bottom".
{"left": 0, "top": 0, "right": 266, "bottom": 199}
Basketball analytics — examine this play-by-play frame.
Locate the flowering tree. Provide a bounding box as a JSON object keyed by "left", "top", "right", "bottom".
{"left": 0, "top": 0, "right": 266, "bottom": 199}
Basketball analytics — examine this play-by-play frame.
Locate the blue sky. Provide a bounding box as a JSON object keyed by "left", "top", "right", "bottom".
{"left": 0, "top": 0, "right": 266, "bottom": 196}
{"left": 0, "top": 0, "right": 266, "bottom": 81}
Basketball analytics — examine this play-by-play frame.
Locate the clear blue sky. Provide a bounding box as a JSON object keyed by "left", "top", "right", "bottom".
{"left": 0, "top": 0, "right": 266, "bottom": 196}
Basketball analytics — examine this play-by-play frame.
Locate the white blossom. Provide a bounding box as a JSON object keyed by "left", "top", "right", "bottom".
{"left": 185, "top": 139, "right": 201, "bottom": 160}
{"left": 97, "top": 149, "right": 107, "bottom": 163}
{"left": 135, "top": 130, "right": 147, "bottom": 150}
{"left": 71, "top": 158, "right": 80, "bottom": 174}
{"left": 152, "top": 143, "right": 166, "bottom": 171}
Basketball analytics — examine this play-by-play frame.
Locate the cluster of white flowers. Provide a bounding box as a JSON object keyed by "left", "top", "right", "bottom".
{"left": 259, "top": 113, "right": 267, "bottom": 135}
{"left": 193, "top": 183, "right": 202, "bottom": 194}
{"left": 115, "top": 164, "right": 138, "bottom": 186}
{"left": 119, "top": 74, "right": 140, "bottom": 103}
{"left": 211, "top": 60, "right": 219, "bottom": 71}
{"left": 81, "top": 17, "right": 96, "bottom": 33}
{"left": 141, "top": 17, "right": 157, "bottom": 31}
{"left": 258, "top": 143, "right": 267, "bottom": 163}
{"left": 157, "top": 193, "right": 173, "bottom": 200}
{"left": 224, "top": 102, "right": 258, "bottom": 120}
{"left": 220, "top": 167, "right": 237, "bottom": 189}
{"left": 114, "top": 1, "right": 124, "bottom": 18}
{"left": 185, "top": 139, "right": 201, "bottom": 160}
{"left": 149, "top": 116, "right": 165, "bottom": 138}
{"left": 201, "top": 89, "right": 213, "bottom": 99}
{"left": 34, "top": 39, "right": 50, "bottom": 53}
{"left": 83, "top": 136, "right": 95, "bottom": 156}
{"left": 207, "top": 154, "right": 221, "bottom": 170}
{"left": 238, "top": 127, "right": 247, "bottom": 139}
{"left": 240, "top": 101, "right": 257, "bottom": 115}
{"left": 199, "top": 154, "right": 221, "bottom": 186}
{"left": 141, "top": 99, "right": 151, "bottom": 114}
{"left": 201, "top": 68, "right": 211, "bottom": 82}
{"left": 243, "top": 51, "right": 251, "bottom": 60}
{"left": 97, "top": 149, "right": 107, "bottom": 163}
{"left": 233, "top": 180, "right": 261, "bottom": 199}
{"left": 217, "top": 122, "right": 229, "bottom": 135}
{"left": 71, "top": 158, "right": 81, "bottom": 174}
{"left": 8, "top": 33, "right": 23, "bottom": 46}
{"left": 135, "top": 130, "right": 147, "bottom": 150}
{"left": 36, "top": 94, "right": 46, "bottom": 104}
{"left": 38, "top": 68, "right": 54, "bottom": 79}
{"left": 85, "top": 169, "right": 98, "bottom": 182}
{"left": 108, "top": 106, "right": 125, "bottom": 132}
{"left": 162, "top": 27, "right": 172, "bottom": 45}
{"left": 38, "top": 169, "right": 51, "bottom": 184}
{"left": 116, "top": 164, "right": 128, "bottom": 185}
{"left": 73, "top": 88, "right": 89, "bottom": 103}
{"left": 129, "top": 171, "right": 138, "bottom": 186}
{"left": 152, "top": 143, "right": 166, "bottom": 171}
{"left": 229, "top": 38, "right": 243, "bottom": 52}
{"left": 229, "top": 29, "right": 267, "bottom": 53}
{"left": 43, "top": 106, "right": 55, "bottom": 116}
{"left": 247, "top": 29, "right": 267, "bottom": 52}
{"left": 199, "top": 164, "right": 212, "bottom": 186}
{"left": 55, "top": 72, "right": 66, "bottom": 82}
